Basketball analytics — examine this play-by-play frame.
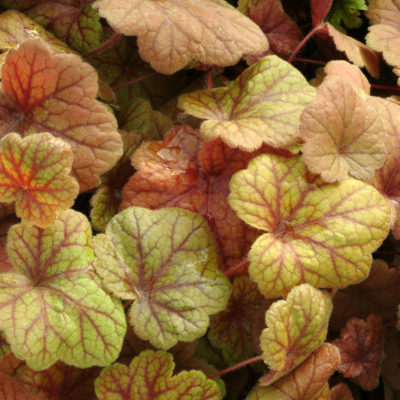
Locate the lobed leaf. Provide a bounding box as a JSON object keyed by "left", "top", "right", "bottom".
{"left": 228, "top": 154, "right": 391, "bottom": 298}
{"left": 310, "top": 0, "right": 333, "bottom": 26}
{"left": 0, "top": 39, "right": 122, "bottom": 191}
{"left": 0, "top": 132, "right": 79, "bottom": 227}
{"left": 93, "top": 206, "right": 231, "bottom": 350}
{"left": 329, "top": 0, "right": 367, "bottom": 31}
{"left": 245, "top": 343, "right": 340, "bottom": 400}
{"left": 95, "top": 349, "right": 221, "bottom": 400}
{"left": 300, "top": 76, "right": 385, "bottom": 182}
{"left": 0, "top": 209, "right": 126, "bottom": 370}
{"left": 93, "top": 0, "right": 268, "bottom": 74}
{"left": 259, "top": 284, "right": 332, "bottom": 385}
{"left": 179, "top": 55, "right": 316, "bottom": 151}
{"left": 333, "top": 315, "right": 383, "bottom": 390}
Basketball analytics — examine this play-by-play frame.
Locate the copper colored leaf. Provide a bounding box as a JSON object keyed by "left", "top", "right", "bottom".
{"left": 0, "top": 133, "right": 79, "bottom": 227}
{"left": 333, "top": 315, "right": 383, "bottom": 391}
{"left": 179, "top": 56, "right": 315, "bottom": 151}
{"left": 327, "top": 23, "right": 380, "bottom": 78}
{"left": 208, "top": 276, "right": 266, "bottom": 363}
{"left": 95, "top": 350, "right": 221, "bottom": 400}
{"left": 330, "top": 383, "right": 354, "bottom": 400}
{"left": 0, "top": 209, "right": 126, "bottom": 370}
{"left": 310, "top": 0, "right": 333, "bottom": 26}
{"left": 246, "top": 343, "right": 340, "bottom": 400}
{"left": 0, "top": 39, "right": 123, "bottom": 191}
{"left": 238, "top": 0, "right": 302, "bottom": 60}
{"left": 93, "top": 0, "right": 268, "bottom": 74}
{"left": 228, "top": 154, "right": 391, "bottom": 298}
{"left": 93, "top": 206, "right": 231, "bottom": 350}
{"left": 366, "top": 0, "right": 400, "bottom": 69}
{"left": 260, "top": 284, "right": 332, "bottom": 385}
{"left": 300, "top": 76, "right": 385, "bottom": 182}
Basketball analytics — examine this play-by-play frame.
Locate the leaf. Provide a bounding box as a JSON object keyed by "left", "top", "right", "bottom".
{"left": 238, "top": 0, "right": 302, "bottom": 60}
{"left": 327, "top": 23, "right": 380, "bottom": 78}
{"left": 259, "top": 284, "right": 332, "bottom": 385}
{"left": 366, "top": 0, "right": 400, "bottom": 69}
{"left": 0, "top": 10, "right": 71, "bottom": 71}
{"left": 382, "top": 328, "right": 400, "bottom": 390}
{"left": 245, "top": 343, "right": 340, "bottom": 400}
{"left": 0, "top": 39, "right": 123, "bottom": 191}
{"left": 310, "top": 0, "right": 333, "bottom": 26}
{"left": 179, "top": 56, "right": 316, "bottom": 152}
{"left": 0, "top": 214, "right": 17, "bottom": 273}
{"left": 228, "top": 154, "right": 391, "bottom": 298}
{"left": 0, "top": 209, "right": 126, "bottom": 370}
{"left": 330, "top": 383, "right": 354, "bottom": 400}
{"left": 330, "top": 259, "right": 400, "bottom": 332}
{"left": 117, "top": 97, "right": 153, "bottom": 134}
{"left": 93, "top": 0, "right": 268, "bottom": 74}
{"left": 208, "top": 276, "right": 267, "bottom": 363}
{"left": 299, "top": 76, "right": 385, "bottom": 182}
{"left": 93, "top": 206, "right": 231, "bottom": 350}
{"left": 0, "top": 132, "right": 79, "bottom": 227}
{"left": 95, "top": 350, "right": 221, "bottom": 400}
{"left": 329, "top": 0, "right": 367, "bottom": 32}
{"left": 333, "top": 315, "right": 383, "bottom": 391}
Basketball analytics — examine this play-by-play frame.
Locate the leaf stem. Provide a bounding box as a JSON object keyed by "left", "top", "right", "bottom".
{"left": 111, "top": 72, "right": 158, "bottom": 91}
{"left": 293, "top": 57, "right": 327, "bottom": 66}
{"left": 223, "top": 258, "right": 249, "bottom": 276}
{"left": 83, "top": 33, "right": 122, "bottom": 58}
{"left": 207, "top": 355, "right": 264, "bottom": 379}
{"left": 288, "top": 25, "right": 323, "bottom": 63}
{"left": 371, "top": 84, "right": 400, "bottom": 93}
{"left": 206, "top": 70, "right": 212, "bottom": 89}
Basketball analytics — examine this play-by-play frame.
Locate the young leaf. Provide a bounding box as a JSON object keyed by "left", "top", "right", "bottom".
{"left": 208, "top": 276, "right": 267, "bottom": 363}
{"left": 329, "top": 0, "right": 367, "bottom": 32}
{"left": 300, "top": 76, "right": 385, "bottom": 182}
{"left": 0, "top": 132, "right": 79, "bottom": 227}
{"left": 228, "top": 154, "right": 391, "bottom": 298}
{"left": 246, "top": 343, "right": 340, "bottom": 400}
{"left": 0, "top": 209, "right": 126, "bottom": 370}
{"left": 366, "top": 0, "right": 400, "bottom": 69}
{"left": 382, "top": 328, "right": 400, "bottom": 390}
{"left": 259, "top": 284, "right": 332, "bottom": 385}
{"left": 238, "top": 0, "right": 302, "bottom": 60}
{"left": 93, "top": 206, "right": 231, "bottom": 350}
{"left": 179, "top": 56, "right": 315, "bottom": 152}
{"left": 0, "top": 39, "right": 123, "bottom": 191}
{"left": 95, "top": 350, "right": 221, "bottom": 400}
{"left": 333, "top": 315, "right": 383, "bottom": 390}
{"left": 93, "top": 0, "right": 269, "bottom": 74}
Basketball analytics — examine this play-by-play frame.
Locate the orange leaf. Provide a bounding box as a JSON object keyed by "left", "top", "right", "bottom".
{"left": 0, "top": 39, "right": 122, "bottom": 191}
{"left": 330, "top": 383, "right": 354, "bottom": 400}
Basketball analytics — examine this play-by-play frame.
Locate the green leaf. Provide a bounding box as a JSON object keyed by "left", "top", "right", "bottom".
{"left": 93, "top": 207, "right": 231, "bottom": 350}
{"left": 178, "top": 55, "right": 316, "bottom": 151}
{"left": 329, "top": 0, "right": 367, "bottom": 32}
{"left": 228, "top": 154, "right": 391, "bottom": 298}
{"left": 0, "top": 210, "right": 126, "bottom": 370}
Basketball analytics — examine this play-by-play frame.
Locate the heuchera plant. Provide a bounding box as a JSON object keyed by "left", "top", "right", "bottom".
{"left": 2, "top": 0, "right": 400, "bottom": 398}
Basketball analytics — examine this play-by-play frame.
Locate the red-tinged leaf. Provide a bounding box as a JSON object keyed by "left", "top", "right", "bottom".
{"left": 238, "top": 0, "right": 302, "bottom": 60}
{"left": 333, "top": 315, "right": 383, "bottom": 390}
{"left": 0, "top": 39, "right": 122, "bottom": 191}
{"left": 229, "top": 154, "right": 391, "bottom": 298}
{"left": 0, "top": 10, "right": 71, "bottom": 70}
{"left": 0, "top": 133, "right": 79, "bottom": 227}
{"left": 179, "top": 56, "right": 316, "bottom": 152}
{"left": 310, "top": 0, "right": 333, "bottom": 26}
{"left": 330, "top": 260, "right": 400, "bottom": 332}
{"left": 208, "top": 276, "right": 267, "bottom": 363}
{"left": 326, "top": 22, "right": 380, "bottom": 78}
{"left": 93, "top": 207, "right": 231, "bottom": 350}
{"left": 366, "top": 0, "right": 400, "bottom": 69}
{"left": 259, "top": 284, "right": 332, "bottom": 385}
{"left": 0, "top": 214, "right": 18, "bottom": 273}
{"left": 0, "top": 209, "right": 126, "bottom": 370}
{"left": 93, "top": 0, "right": 269, "bottom": 75}
{"left": 95, "top": 350, "right": 221, "bottom": 400}
{"left": 330, "top": 383, "right": 354, "bottom": 400}
{"left": 246, "top": 343, "right": 340, "bottom": 400}
{"left": 300, "top": 76, "right": 385, "bottom": 182}
{"left": 1, "top": 0, "right": 103, "bottom": 53}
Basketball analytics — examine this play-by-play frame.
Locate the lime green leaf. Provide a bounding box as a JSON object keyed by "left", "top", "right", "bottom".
{"left": 178, "top": 56, "right": 316, "bottom": 151}
{"left": 259, "top": 284, "right": 332, "bottom": 385}
{"left": 329, "top": 0, "right": 367, "bottom": 32}
{"left": 93, "top": 207, "right": 231, "bottom": 350}
{"left": 228, "top": 154, "right": 391, "bottom": 298}
{"left": 0, "top": 132, "right": 79, "bottom": 227}
{"left": 95, "top": 350, "right": 221, "bottom": 400}
{"left": 208, "top": 276, "right": 266, "bottom": 363}
{"left": 0, "top": 210, "right": 126, "bottom": 370}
